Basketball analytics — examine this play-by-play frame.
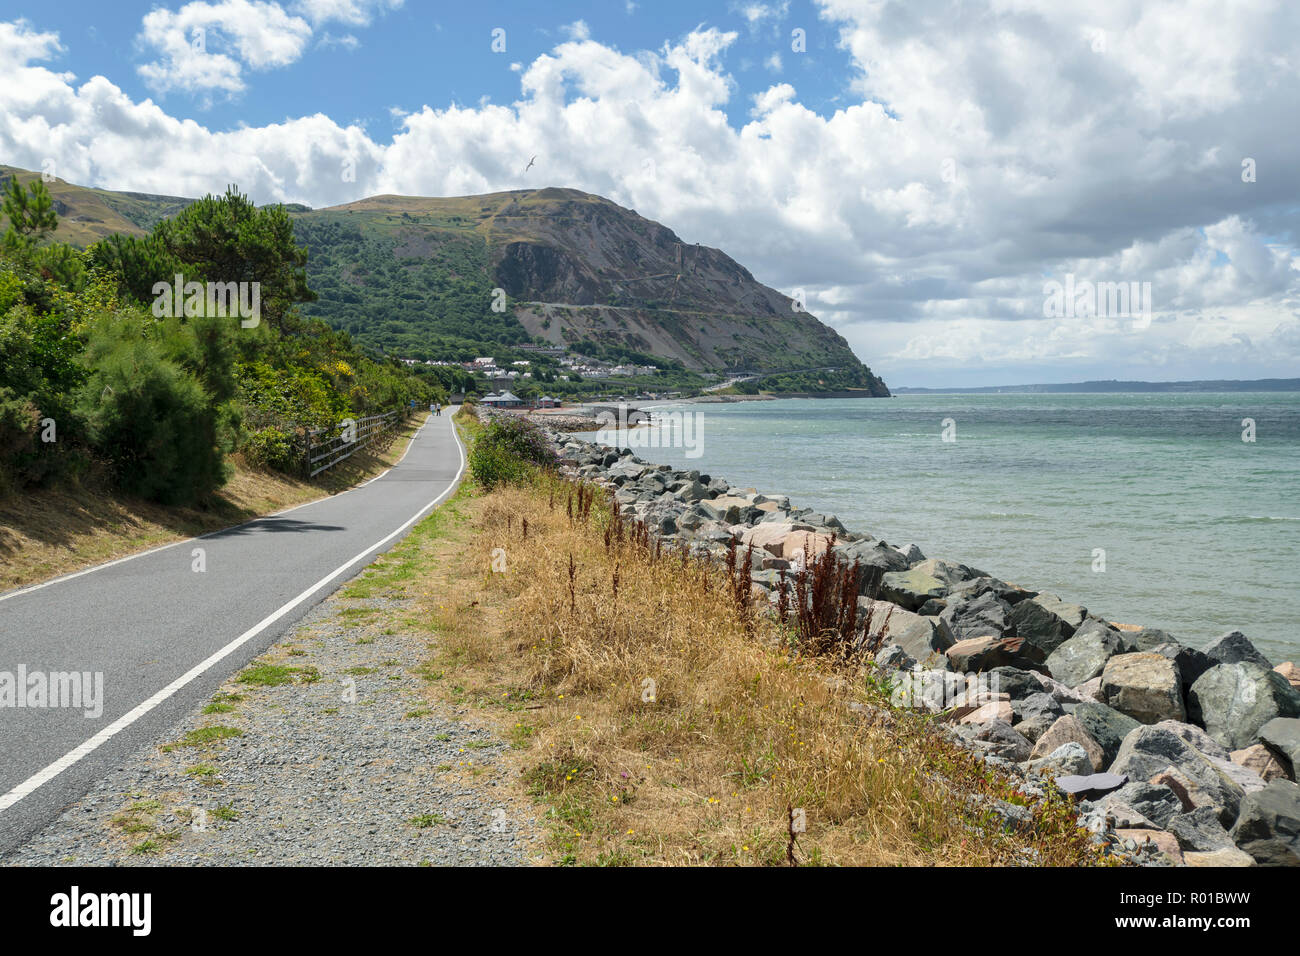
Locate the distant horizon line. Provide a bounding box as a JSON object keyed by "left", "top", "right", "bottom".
{"left": 890, "top": 377, "right": 1300, "bottom": 393}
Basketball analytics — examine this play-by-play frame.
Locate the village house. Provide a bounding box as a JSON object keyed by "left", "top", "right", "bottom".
{"left": 480, "top": 390, "right": 524, "bottom": 409}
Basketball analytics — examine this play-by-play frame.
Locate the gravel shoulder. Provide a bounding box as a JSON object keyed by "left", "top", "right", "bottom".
{"left": 5, "top": 556, "right": 542, "bottom": 866}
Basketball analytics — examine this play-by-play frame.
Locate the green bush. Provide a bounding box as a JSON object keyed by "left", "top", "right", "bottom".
{"left": 75, "top": 316, "right": 234, "bottom": 504}
{"left": 468, "top": 414, "right": 555, "bottom": 490}
{"left": 469, "top": 440, "right": 532, "bottom": 490}
{"left": 242, "top": 426, "right": 302, "bottom": 474}
{"left": 0, "top": 388, "right": 40, "bottom": 494}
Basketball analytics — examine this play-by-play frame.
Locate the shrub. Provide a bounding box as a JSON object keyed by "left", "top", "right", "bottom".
{"left": 0, "top": 388, "right": 41, "bottom": 495}
{"left": 75, "top": 317, "right": 234, "bottom": 504}
{"left": 469, "top": 440, "right": 532, "bottom": 490}
{"left": 241, "top": 425, "right": 302, "bottom": 474}
{"left": 468, "top": 414, "right": 555, "bottom": 490}
{"left": 480, "top": 415, "right": 554, "bottom": 466}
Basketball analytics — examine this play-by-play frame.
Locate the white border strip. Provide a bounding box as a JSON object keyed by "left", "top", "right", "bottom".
{"left": 0, "top": 414, "right": 465, "bottom": 814}
{"left": 0, "top": 414, "right": 432, "bottom": 605}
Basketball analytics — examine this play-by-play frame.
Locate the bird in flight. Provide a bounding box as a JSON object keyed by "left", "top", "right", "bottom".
{"left": 524, "top": 155, "right": 536, "bottom": 173}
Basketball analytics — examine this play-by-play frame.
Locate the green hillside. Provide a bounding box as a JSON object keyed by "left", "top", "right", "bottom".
{"left": 1, "top": 167, "right": 889, "bottom": 396}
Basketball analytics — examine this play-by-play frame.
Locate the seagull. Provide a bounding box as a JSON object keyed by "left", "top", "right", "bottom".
{"left": 524, "top": 155, "right": 536, "bottom": 173}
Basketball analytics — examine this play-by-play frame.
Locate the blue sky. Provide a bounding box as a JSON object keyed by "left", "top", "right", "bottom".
{"left": 10, "top": 1, "right": 852, "bottom": 132}
{"left": 1, "top": 1, "right": 1298, "bottom": 388}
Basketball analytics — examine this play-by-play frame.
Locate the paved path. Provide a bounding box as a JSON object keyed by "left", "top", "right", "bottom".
{"left": 0, "top": 410, "right": 464, "bottom": 856}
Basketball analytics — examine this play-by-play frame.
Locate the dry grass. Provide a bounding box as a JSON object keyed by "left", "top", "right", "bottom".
{"left": 413, "top": 470, "right": 1103, "bottom": 867}
{"left": 0, "top": 413, "right": 427, "bottom": 593}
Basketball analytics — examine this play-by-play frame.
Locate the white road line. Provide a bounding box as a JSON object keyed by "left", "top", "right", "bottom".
{"left": 0, "top": 413, "right": 433, "bottom": 605}
{"left": 0, "top": 416, "right": 465, "bottom": 815}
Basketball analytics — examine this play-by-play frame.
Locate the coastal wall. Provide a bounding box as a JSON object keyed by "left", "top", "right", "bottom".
{"left": 522, "top": 412, "right": 1300, "bottom": 867}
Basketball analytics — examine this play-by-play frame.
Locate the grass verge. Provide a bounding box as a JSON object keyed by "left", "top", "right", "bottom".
{"left": 0, "top": 411, "right": 428, "bottom": 593}
{"left": 347, "top": 414, "right": 1103, "bottom": 866}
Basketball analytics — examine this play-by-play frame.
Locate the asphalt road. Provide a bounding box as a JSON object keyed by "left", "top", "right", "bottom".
{"left": 0, "top": 410, "right": 465, "bottom": 857}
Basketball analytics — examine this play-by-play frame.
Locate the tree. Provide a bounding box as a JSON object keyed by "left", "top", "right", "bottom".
{"left": 75, "top": 314, "right": 236, "bottom": 504}
{"left": 1, "top": 177, "right": 58, "bottom": 250}
{"left": 88, "top": 232, "right": 188, "bottom": 306}
{"left": 155, "top": 187, "right": 316, "bottom": 332}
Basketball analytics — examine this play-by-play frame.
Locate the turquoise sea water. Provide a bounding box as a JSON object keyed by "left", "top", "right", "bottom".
{"left": 588, "top": 393, "right": 1300, "bottom": 663}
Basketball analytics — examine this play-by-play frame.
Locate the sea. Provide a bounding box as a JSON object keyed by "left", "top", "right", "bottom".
{"left": 583, "top": 393, "right": 1300, "bottom": 664}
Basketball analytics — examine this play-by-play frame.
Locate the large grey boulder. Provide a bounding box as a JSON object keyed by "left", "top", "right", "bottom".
{"left": 946, "top": 575, "right": 1036, "bottom": 606}
{"left": 988, "top": 666, "right": 1049, "bottom": 701}
{"left": 1147, "top": 641, "right": 1214, "bottom": 693}
{"left": 1100, "top": 653, "right": 1186, "bottom": 724}
{"left": 873, "top": 642, "right": 915, "bottom": 672}
{"left": 971, "top": 721, "right": 1032, "bottom": 762}
{"left": 1121, "top": 626, "right": 1179, "bottom": 652}
{"left": 1046, "top": 622, "right": 1128, "bottom": 687}
{"left": 1258, "top": 717, "right": 1300, "bottom": 780}
{"left": 1109, "top": 781, "right": 1184, "bottom": 829}
{"left": 681, "top": 481, "right": 712, "bottom": 504}
{"left": 1071, "top": 702, "right": 1141, "bottom": 767}
{"left": 945, "top": 635, "right": 1028, "bottom": 673}
{"left": 1027, "top": 742, "right": 1093, "bottom": 777}
{"left": 836, "top": 540, "right": 910, "bottom": 593}
{"left": 677, "top": 508, "right": 706, "bottom": 531}
{"left": 1012, "top": 692, "right": 1065, "bottom": 743}
{"left": 1029, "top": 715, "right": 1104, "bottom": 771}
{"left": 863, "top": 599, "right": 954, "bottom": 663}
{"left": 1144, "top": 720, "right": 1270, "bottom": 802}
{"left": 1108, "top": 725, "right": 1245, "bottom": 825}
{"left": 880, "top": 557, "right": 985, "bottom": 608}
{"left": 1009, "top": 592, "right": 1084, "bottom": 662}
{"left": 698, "top": 496, "right": 755, "bottom": 523}
{"left": 607, "top": 459, "right": 650, "bottom": 482}
{"left": 1203, "top": 630, "right": 1273, "bottom": 669}
{"left": 1151, "top": 719, "right": 1231, "bottom": 760}
{"left": 878, "top": 565, "right": 948, "bottom": 611}
{"left": 1188, "top": 662, "right": 1300, "bottom": 751}
{"left": 1168, "top": 806, "right": 1236, "bottom": 852}
{"left": 940, "top": 591, "right": 1012, "bottom": 642}
{"left": 1230, "top": 779, "right": 1300, "bottom": 866}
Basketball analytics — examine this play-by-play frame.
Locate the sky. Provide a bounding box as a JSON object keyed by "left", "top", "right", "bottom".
{"left": 0, "top": 0, "right": 1297, "bottom": 388}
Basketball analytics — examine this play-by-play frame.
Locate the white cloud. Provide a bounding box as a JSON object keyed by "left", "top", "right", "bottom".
{"left": 3, "top": 1, "right": 1299, "bottom": 385}
{"left": 733, "top": 1, "right": 790, "bottom": 25}
{"left": 292, "top": 0, "right": 402, "bottom": 27}
{"left": 561, "top": 20, "right": 591, "bottom": 42}
{"left": 316, "top": 32, "right": 360, "bottom": 50}
{"left": 135, "top": 0, "right": 397, "bottom": 94}
{"left": 136, "top": 1, "right": 312, "bottom": 93}
{"left": 0, "top": 19, "right": 62, "bottom": 70}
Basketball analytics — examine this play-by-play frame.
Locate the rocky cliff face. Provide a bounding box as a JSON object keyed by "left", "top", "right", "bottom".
{"left": 309, "top": 185, "right": 886, "bottom": 390}
{"left": 481, "top": 188, "right": 882, "bottom": 386}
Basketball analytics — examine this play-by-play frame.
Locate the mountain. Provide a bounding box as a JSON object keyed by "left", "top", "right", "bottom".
{"left": 892, "top": 379, "right": 1300, "bottom": 394}
{"left": 0, "top": 165, "right": 191, "bottom": 246}
{"left": 1, "top": 168, "right": 888, "bottom": 395}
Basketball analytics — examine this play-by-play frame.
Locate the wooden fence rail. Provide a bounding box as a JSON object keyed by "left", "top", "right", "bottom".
{"left": 303, "top": 408, "right": 408, "bottom": 478}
